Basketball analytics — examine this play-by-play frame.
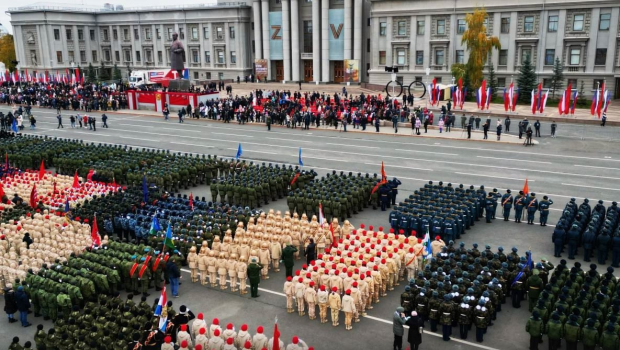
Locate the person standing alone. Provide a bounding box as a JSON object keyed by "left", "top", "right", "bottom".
{"left": 393, "top": 307, "right": 408, "bottom": 350}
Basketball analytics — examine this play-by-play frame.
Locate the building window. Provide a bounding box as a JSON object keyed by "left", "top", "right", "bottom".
{"left": 56, "top": 51, "right": 63, "bottom": 63}
{"left": 78, "top": 29, "right": 84, "bottom": 40}
{"left": 205, "top": 51, "right": 211, "bottom": 63}
{"left": 436, "top": 19, "right": 445, "bottom": 35}
{"left": 396, "top": 49, "right": 406, "bottom": 65}
{"left": 435, "top": 77, "right": 442, "bottom": 83}
{"left": 135, "top": 51, "right": 141, "bottom": 62}
{"left": 435, "top": 49, "right": 444, "bottom": 65}
{"left": 570, "top": 48, "right": 581, "bottom": 65}
{"left": 54, "top": 29, "right": 60, "bottom": 40}
{"left": 231, "top": 51, "right": 237, "bottom": 64}
{"left": 379, "top": 51, "right": 386, "bottom": 65}
{"left": 194, "top": 72, "right": 199, "bottom": 79}
{"left": 80, "top": 50, "right": 86, "bottom": 62}
{"left": 192, "top": 50, "right": 199, "bottom": 63}
{"left": 217, "top": 50, "right": 225, "bottom": 64}
{"left": 218, "top": 72, "right": 224, "bottom": 80}
{"left": 103, "top": 29, "right": 109, "bottom": 41}
{"left": 573, "top": 14, "right": 584, "bottom": 31}
{"left": 123, "top": 29, "right": 129, "bottom": 40}
{"left": 156, "top": 28, "right": 161, "bottom": 39}
{"left": 544, "top": 49, "right": 555, "bottom": 65}
{"left": 179, "top": 27, "right": 185, "bottom": 39}
{"left": 379, "top": 22, "right": 387, "bottom": 36}
{"left": 543, "top": 78, "right": 553, "bottom": 89}
{"left": 68, "top": 50, "right": 74, "bottom": 62}
{"left": 192, "top": 27, "right": 198, "bottom": 40}
{"left": 124, "top": 50, "right": 131, "bottom": 62}
{"left": 415, "top": 76, "right": 422, "bottom": 82}
{"left": 145, "top": 50, "right": 152, "bottom": 62}
{"left": 497, "top": 77, "right": 506, "bottom": 87}
{"left": 203, "top": 27, "right": 209, "bottom": 39}
{"left": 89, "top": 29, "right": 95, "bottom": 41}
{"left": 216, "top": 27, "right": 224, "bottom": 39}
{"left": 499, "top": 49, "right": 508, "bottom": 65}
{"left": 104, "top": 50, "right": 110, "bottom": 61}
{"left": 115, "top": 51, "right": 120, "bottom": 62}
{"left": 92, "top": 50, "right": 98, "bottom": 62}
{"left": 66, "top": 29, "right": 72, "bottom": 40}
{"left": 416, "top": 51, "right": 423, "bottom": 65}
{"left": 157, "top": 51, "right": 163, "bottom": 63}
{"left": 455, "top": 50, "right": 464, "bottom": 64}
{"left": 567, "top": 79, "right": 577, "bottom": 87}
{"left": 457, "top": 19, "right": 466, "bottom": 34}
{"left": 206, "top": 72, "right": 211, "bottom": 79}
{"left": 524, "top": 16, "right": 534, "bottom": 32}
{"left": 229, "top": 26, "right": 235, "bottom": 39}
{"left": 134, "top": 28, "right": 139, "bottom": 40}
{"left": 521, "top": 48, "right": 531, "bottom": 63}
{"left": 145, "top": 28, "right": 151, "bottom": 40}
{"left": 595, "top": 48, "right": 607, "bottom": 65}
{"left": 599, "top": 13, "right": 611, "bottom": 31}
{"left": 417, "top": 21, "right": 425, "bottom": 35}
{"left": 303, "top": 21, "right": 313, "bottom": 53}
{"left": 397, "top": 21, "right": 406, "bottom": 36}
{"left": 500, "top": 17, "right": 510, "bottom": 33}
{"left": 167, "top": 28, "right": 173, "bottom": 40}
{"left": 113, "top": 29, "right": 118, "bottom": 40}
{"left": 592, "top": 79, "right": 604, "bottom": 90}
{"left": 547, "top": 15, "right": 558, "bottom": 32}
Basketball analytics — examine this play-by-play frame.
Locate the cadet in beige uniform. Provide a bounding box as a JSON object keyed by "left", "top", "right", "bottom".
{"left": 304, "top": 281, "right": 318, "bottom": 320}
{"left": 187, "top": 246, "right": 199, "bottom": 283}
{"left": 317, "top": 285, "right": 329, "bottom": 323}
{"left": 328, "top": 287, "right": 341, "bottom": 327}
{"left": 342, "top": 289, "right": 357, "bottom": 331}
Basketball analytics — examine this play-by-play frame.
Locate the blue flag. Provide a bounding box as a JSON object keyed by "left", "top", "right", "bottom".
{"left": 298, "top": 147, "right": 304, "bottom": 167}
{"left": 150, "top": 216, "right": 162, "bottom": 235}
{"left": 511, "top": 250, "right": 532, "bottom": 286}
{"left": 64, "top": 198, "right": 70, "bottom": 213}
{"left": 236, "top": 143, "right": 242, "bottom": 160}
{"left": 164, "top": 224, "right": 175, "bottom": 249}
{"left": 11, "top": 119, "right": 17, "bottom": 133}
{"left": 142, "top": 174, "right": 148, "bottom": 203}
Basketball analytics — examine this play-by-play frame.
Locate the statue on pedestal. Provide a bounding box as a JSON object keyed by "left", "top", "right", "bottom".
{"left": 170, "top": 33, "right": 185, "bottom": 79}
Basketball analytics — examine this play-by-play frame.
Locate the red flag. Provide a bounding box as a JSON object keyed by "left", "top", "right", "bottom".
{"left": 189, "top": 192, "right": 194, "bottom": 211}
{"left": 0, "top": 182, "right": 5, "bottom": 199}
{"left": 380, "top": 161, "right": 387, "bottom": 182}
{"left": 86, "top": 169, "right": 94, "bottom": 182}
{"left": 597, "top": 81, "right": 606, "bottom": 118}
{"left": 290, "top": 172, "right": 300, "bottom": 185}
{"left": 75, "top": 68, "right": 80, "bottom": 82}
{"left": 72, "top": 170, "right": 80, "bottom": 188}
{"left": 112, "top": 176, "right": 118, "bottom": 189}
{"left": 30, "top": 184, "right": 38, "bottom": 208}
{"left": 91, "top": 214, "right": 101, "bottom": 247}
{"left": 38, "top": 160, "right": 45, "bottom": 181}
{"left": 503, "top": 90, "right": 509, "bottom": 112}
{"left": 522, "top": 178, "right": 530, "bottom": 196}
{"left": 53, "top": 181, "right": 57, "bottom": 194}
{"left": 565, "top": 83, "right": 572, "bottom": 114}
{"left": 272, "top": 319, "right": 281, "bottom": 350}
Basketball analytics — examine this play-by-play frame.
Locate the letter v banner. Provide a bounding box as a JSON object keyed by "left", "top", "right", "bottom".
{"left": 328, "top": 9, "right": 344, "bottom": 60}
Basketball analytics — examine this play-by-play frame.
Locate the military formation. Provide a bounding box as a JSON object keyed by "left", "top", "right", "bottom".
{"left": 399, "top": 239, "right": 554, "bottom": 343}
{"left": 525, "top": 260, "right": 620, "bottom": 350}
{"left": 553, "top": 198, "right": 620, "bottom": 265}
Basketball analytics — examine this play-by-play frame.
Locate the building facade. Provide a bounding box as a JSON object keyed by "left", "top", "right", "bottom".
{"left": 8, "top": 0, "right": 371, "bottom": 84}
{"left": 369, "top": 0, "right": 620, "bottom": 97}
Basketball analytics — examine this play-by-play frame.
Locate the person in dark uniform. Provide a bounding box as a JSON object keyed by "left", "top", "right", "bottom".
{"left": 466, "top": 123, "right": 472, "bottom": 139}
{"left": 282, "top": 244, "right": 298, "bottom": 278}
{"left": 304, "top": 238, "right": 316, "bottom": 265}
{"left": 247, "top": 258, "right": 263, "bottom": 298}
{"left": 534, "top": 120, "right": 541, "bottom": 137}
{"left": 501, "top": 190, "right": 514, "bottom": 221}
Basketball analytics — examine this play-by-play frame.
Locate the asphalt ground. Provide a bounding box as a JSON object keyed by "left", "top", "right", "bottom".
{"left": 1, "top": 106, "right": 619, "bottom": 350}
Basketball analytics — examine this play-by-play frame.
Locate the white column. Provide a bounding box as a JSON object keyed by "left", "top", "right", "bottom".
{"left": 385, "top": 17, "right": 392, "bottom": 67}
{"left": 605, "top": 8, "right": 619, "bottom": 72}
{"left": 321, "top": 0, "right": 330, "bottom": 82}
{"left": 282, "top": 0, "right": 291, "bottom": 82}
{"left": 353, "top": 0, "right": 362, "bottom": 61}
{"left": 261, "top": 0, "right": 271, "bottom": 79}
{"left": 313, "top": 0, "right": 321, "bottom": 82}
{"left": 409, "top": 16, "right": 416, "bottom": 68}
{"left": 371, "top": 17, "right": 379, "bottom": 69}
{"left": 291, "top": 0, "right": 300, "bottom": 82}
{"left": 344, "top": 0, "right": 352, "bottom": 59}
{"left": 253, "top": 0, "right": 263, "bottom": 59}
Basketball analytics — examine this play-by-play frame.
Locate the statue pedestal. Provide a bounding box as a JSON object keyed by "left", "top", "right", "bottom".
{"left": 168, "top": 79, "right": 190, "bottom": 92}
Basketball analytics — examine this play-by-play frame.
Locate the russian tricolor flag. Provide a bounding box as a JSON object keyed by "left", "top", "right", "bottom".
{"left": 154, "top": 286, "right": 167, "bottom": 316}
{"left": 318, "top": 202, "right": 325, "bottom": 228}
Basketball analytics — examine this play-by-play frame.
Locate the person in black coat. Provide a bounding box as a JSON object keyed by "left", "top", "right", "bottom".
{"left": 406, "top": 311, "right": 424, "bottom": 350}
{"left": 15, "top": 286, "right": 31, "bottom": 327}
{"left": 304, "top": 238, "right": 316, "bottom": 265}
{"left": 3, "top": 285, "right": 17, "bottom": 323}
{"left": 171, "top": 304, "right": 195, "bottom": 335}
{"left": 22, "top": 232, "right": 33, "bottom": 249}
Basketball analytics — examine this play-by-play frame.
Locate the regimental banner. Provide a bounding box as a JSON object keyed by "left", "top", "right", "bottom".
{"left": 344, "top": 59, "right": 359, "bottom": 83}
{"left": 255, "top": 59, "right": 268, "bottom": 81}
{"left": 328, "top": 9, "right": 344, "bottom": 60}
{"left": 269, "top": 12, "right": 283, "bottom": 60}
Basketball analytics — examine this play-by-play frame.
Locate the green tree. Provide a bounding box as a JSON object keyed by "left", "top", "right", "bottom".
{"left": 451, "top": 63, "right": 466, "bottom": 82}
{"left": 87, "top": 63, "right": 96, "bottom": 83}
{"left": 99, "top": 62, "right": 110, "bottom": 81}
{"left": 550, "top": 57, "right": 564, "bottom": 99}
{"left": 461, "top": 8, "right": 501, "bottom": 89}
{"left": 517, "top": 57, "right": 536, "bottom": 103}
{"left": 487, "top": 64, "right": 498, "bottom": 98}
{"left": 112, "top": 64, "right": 122, "bottom": 80}
{"left": 578, "top": 80, "right": 586, "bottom": 106}
{"left": 0, "top": 35, "right": 17, "bottom": 72}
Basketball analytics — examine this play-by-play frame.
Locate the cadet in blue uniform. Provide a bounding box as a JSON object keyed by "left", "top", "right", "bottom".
{"left": 514, "top": 191, "right": 525, "bottom": 223}
{"left": 566, "top": 224, "right": 580, "bottom": 260}
{"left": 485, "top": 194, "right": 495, "bottom": 223}
{"left": 538, "top": 196, "right": 553, "bottom": 226}
{"left": 526, "top": 193, "right": 539, "bottom": 225}
{"left": 490, "top": 189, "right": 500, "bottom": 219}
{"left": 501, "top": 190, "right": 514, "bottom": 221}
{"left": 552, "top": 226, "right": 566, "bottom": 258}
{"left": 582, "top": 227, "right": 595, "bottom": 262}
